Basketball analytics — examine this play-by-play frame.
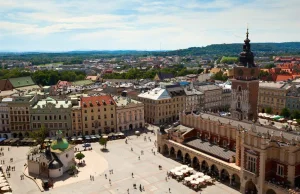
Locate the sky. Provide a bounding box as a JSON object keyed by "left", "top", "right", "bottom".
{"left": 0, "top": 0, "right": 299, "bottom": 52}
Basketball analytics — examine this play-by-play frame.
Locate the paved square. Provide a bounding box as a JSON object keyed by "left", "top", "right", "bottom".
{"left": 3, "top": 132, "right": 241, "bottom": 194}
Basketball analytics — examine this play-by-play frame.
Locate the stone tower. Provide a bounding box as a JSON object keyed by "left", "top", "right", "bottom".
{"left": 230, "top": 29, "right": 260, "bottom": 121}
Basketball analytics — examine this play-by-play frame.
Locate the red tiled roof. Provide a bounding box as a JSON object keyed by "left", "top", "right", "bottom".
{"left": 81, "top": 95, "right": 115, "bottom": 107}
{"left": 275, "top": 75, "right": 293, "bottom": 82}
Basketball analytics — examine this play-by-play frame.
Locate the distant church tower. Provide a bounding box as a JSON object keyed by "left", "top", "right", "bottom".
{"left": 230, "top": 28, "right": 260, "bottom": 121}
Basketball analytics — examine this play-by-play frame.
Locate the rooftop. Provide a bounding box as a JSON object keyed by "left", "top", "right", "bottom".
{"left": 185, "top": 138, "right": 235, "bottom": 162}
{"left": 8, "top": 76, "right": 35, "bottom": 88}
{"left": 197, "top": 85, "right": 221, "bottom": 91}
{"left": 138, "top": 88, "right": 171, "bottom": 100}
{"left": 32, "top": 98, "right": 72, "bottom": 109}
{"left": 81, "top": 95, "right": 115, "bottom": 107}
{"left": 113, "top": 96, "right": 142, "bottom": 107}
{"left": 259, "top": 82, "right": 291, "bottom": 90}
{"left": 72, "top": 80, "right": 94, "bottom": 86}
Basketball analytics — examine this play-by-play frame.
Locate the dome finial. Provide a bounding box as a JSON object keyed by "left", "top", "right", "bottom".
{"left": 246, "top": 23, "right": 249, "bottom": 39}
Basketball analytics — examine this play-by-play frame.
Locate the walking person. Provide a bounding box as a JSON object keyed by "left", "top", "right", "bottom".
{"left": 169, "top": 188, "right": 171, "bottom": 193}
{"left": 132, "top": 173, "right": 134, "bottom": 178}
{"left": 105, "top": 174, "right": 107, "bottom": 179}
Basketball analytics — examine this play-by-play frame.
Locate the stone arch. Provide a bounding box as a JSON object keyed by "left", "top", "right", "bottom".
{"left": 162, "top": 144, "right": 169, "bottom": 155}
{"left": 245, "top": 180, "right": 257, "bottom": 194}
{"left": 210, "top": 164, "right": 219, "bottom": 177}
{"left": 3, "top": 134, "right": 8, "bottom": 139}
{"left": 184, "top": 153, "right": 191, "bottom": 165}
{"left": 170, "top": 147, "right": 176, "bottom": 158}
{"left": 177, "top": 150, "right": 183, "bottom": 162}
{"left": 266, "top": 189, "right": 276, "bottom": 194}
{"left": 232, "top": 173, "right": 241, "bottom": 189}
{"left": 201, "top": 160, "right": 209, "bottom": 172}
{"left": 192, "top": 157, "right": 200, "bottom": 170}
{"left": 220, "top": 169, "right": 230, "bottom": 183}
{"left": 18, "top": 132, "right": 23, "bottom": 138}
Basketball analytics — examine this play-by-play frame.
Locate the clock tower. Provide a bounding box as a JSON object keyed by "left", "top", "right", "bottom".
{"left": 230, "top": 29, "right": 259, "bottom": 121}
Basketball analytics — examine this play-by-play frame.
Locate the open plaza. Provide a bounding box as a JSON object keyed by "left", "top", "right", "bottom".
{"left": 1, "top": 127, "right": 240, "bottom": 194}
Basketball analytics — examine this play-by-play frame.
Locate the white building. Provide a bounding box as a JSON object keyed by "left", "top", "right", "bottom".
{"left": 27, "top": 130, "right": 75, "bottom": 178}
{"left": 114, "top": 96, "right": 144, "bottom": 131}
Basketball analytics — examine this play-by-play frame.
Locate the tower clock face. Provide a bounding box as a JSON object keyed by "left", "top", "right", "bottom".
{"left": 251, "top": 69, "right": 255, "bottom": 76}
{"left": 238, "top": 69, "right": 243, "bottom": 76}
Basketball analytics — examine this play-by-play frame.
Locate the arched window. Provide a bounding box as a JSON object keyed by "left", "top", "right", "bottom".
{"left": 238, "top": 86, "right": 242, "bottom": 92}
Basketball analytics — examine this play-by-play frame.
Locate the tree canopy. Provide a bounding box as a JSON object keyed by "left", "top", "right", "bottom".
{"left": 280, "top": 108, "right": 291, "bottom": 118}
{"left": 29, "top": 125, "right": 49, "bottom": 151}
{"left": 99, "top": 137, "right": 108, "bottom": 149}
{"left": 75, "top": 152, "right": 85, "bottom": 162}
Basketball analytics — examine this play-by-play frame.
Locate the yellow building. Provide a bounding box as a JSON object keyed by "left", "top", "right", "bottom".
{"left": 258, "top": 82, "right": 291, "bottom": 114}
{"left": 138, "top": 86, "right": 185, "bottom": 125}
{"left": 81, "top": 95, "right": 116, "bottom": 135}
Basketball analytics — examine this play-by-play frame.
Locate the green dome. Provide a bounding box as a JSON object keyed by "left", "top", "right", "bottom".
{"left": 51, "top": 138, "right": 69, "bottom": 151}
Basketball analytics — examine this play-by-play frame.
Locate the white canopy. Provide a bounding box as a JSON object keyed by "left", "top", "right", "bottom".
{"left": 170, "top": 169, "right": 177, "bottom": 173}
{"left": 190, "top": 175, "right": 198, "bottom": 179}
{"left": 175, "top": 172, "right": 183, "bottom": 176}
{"left": 1, "top": 186, "right": 10, "bottom": 191}
{"left": 184, "top": 177, "right": 193, "bottom": 181}
{"left": 174, "top": 167, "right": 182, "bottom": 171}
{"left": 181, "top": 165, "right": 188, "bottom": 169}
{"left": 287, "top": 120, "right": 293, "bottom": 123}
{"left": 0, "top": 183, "right": 8, "bottom": 187}
{"left": 190, "top": 180, "right": 199, "bottom": 184}
{"left": 181, "top": 169, "right": 189, "bottom": 174}
{"left": 186, "top": 167, "right": 194, "bottom": 171}
{"left": 203, "top": 175, "right": 211, "bottom": 180}
{"left": 196, "top": 178, "right": 205, "bottom": 183}
{"left": 195, "top": 172, "right": 204, "bottom": 177}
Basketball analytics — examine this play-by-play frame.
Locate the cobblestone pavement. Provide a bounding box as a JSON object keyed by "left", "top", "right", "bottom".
{"left": 3, "top": 130, "right": 241, "bottom": 194}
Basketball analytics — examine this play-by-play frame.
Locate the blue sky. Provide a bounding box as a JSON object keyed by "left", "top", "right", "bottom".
{"left": 0, "top": 0, "right": 299, "bottom": 51}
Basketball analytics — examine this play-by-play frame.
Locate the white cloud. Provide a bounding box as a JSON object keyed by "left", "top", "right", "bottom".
{"left": 0, "top": 0, "right": 299, "bottom": 51}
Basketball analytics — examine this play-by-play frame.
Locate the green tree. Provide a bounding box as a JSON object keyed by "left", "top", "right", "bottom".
{"left": 75, "top": 152, "right": 85, "bottom": 163}
{"left": 291, "top": 110, "right": 300, "bottom": 119}
{"left": 29, "top": 125, "right": 49, "bottom": 151}
{"left": 265, "top": 107, "right": 273, "bottom": 114}
{"left": 280, "top": 108, "right": 291, "bottom": 118}
{"left": 99, "top": 137, "right": 108, "bottom": 149}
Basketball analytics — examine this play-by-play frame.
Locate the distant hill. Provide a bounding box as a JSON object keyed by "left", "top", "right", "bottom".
{"left": 156, "top": 42, "right": 300, "bottom": 57}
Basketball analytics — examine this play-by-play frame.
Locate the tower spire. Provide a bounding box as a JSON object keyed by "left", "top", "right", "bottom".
{"left": 246, "top": 26, "right": 249, "bottom": 39}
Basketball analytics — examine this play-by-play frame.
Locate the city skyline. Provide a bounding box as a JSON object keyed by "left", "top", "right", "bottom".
{"left": 0, "top": 0, "right": 299, "bottom": 52}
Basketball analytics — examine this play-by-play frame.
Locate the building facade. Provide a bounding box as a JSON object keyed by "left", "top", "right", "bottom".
{"left": 230, "top": 29, "right": 259, "bottom": 121}
{"left": 8, "top": 95, "right": 37, "bottom": 138}
{"left": 258, "top": 82, "right": 290, "bottom": 115}
{"left": 114, "top": 96, "right": 144, "bottom": 131}
{"left": 183, "top": 86, "right": 204, "bottom": 113}
{"left": 285, "top": 84, "right": 300, "bottom": 112}
{"left": 138, "top": 86, "right": 185, "bottom": 125}
{"left": 197, "top": 85, "right": 222, "bottom": 112}
{"left": 0, "top": 98, "right": 12, "bottom": 138}
{"left": 158, "top": 112, "right": 300, "bottom": 194}
{"left": 81, "top": 95, "right": 116, "bottom": 134}
{"left": 30, "top": 97, "right": 73, "bottom": 137}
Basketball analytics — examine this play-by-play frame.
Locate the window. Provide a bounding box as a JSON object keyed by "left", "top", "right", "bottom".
{"left": 84, "top": 110, "right": 87, "bottom": 113}
{"left": 91, "top": 109, "right": 94, "bottom": 112}
{"left": 247, "top": 155, "right": 257, "bottom": 173}
{"left": 104, "top": 121, "right": 107, "bottom": 126}
{"left": 223, "top": 140, "right": 227, "bottom": 147}
{"left": 45, "top": 116, "right": 47, "bottom": 120}
{"left": 104, "top": 114, "right": 107, "bottom": 119}
{"left": 111, "top": 121, "right": 114, "bottom": 125}
{"left": 276, "top": 164, "right": 284, "bottom": 177}
{"left": 104, "top": 108, "right": 107, "bottom": 111}
{"left": 64, "top": 115, "right": 67, "bottom": 120}
{"left": 85, "top": 124, "right": 88, "bottom": 128}
{"left": 85, "top": 117, "right": 87, "bottom": 121}
{"left": 91, "top": 116, "right": 94, "bottom": 120}
{"left": 73, "top": 113, "right": 75, "bottom": 116}
{"left": 98, "top": 115, "right": 100, "bottom": 119}
{"left": 33, "top": 116, "right": 35, "bottom": 121}
{"left": 59, "top": 115, "right": 61, "bottom": 120}
{"left": 98, "top": 109, "right": 100, "bottom": 112}
{"left": 111, "top": 114, "right": 113, "bottom": 118}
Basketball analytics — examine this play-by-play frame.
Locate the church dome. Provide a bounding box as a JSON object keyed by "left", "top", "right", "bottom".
{"left": 48, "top": 160, "right": 63, "bottom": 169}
{"left": 50, "top": 130, "right": 69, "bottom": 151}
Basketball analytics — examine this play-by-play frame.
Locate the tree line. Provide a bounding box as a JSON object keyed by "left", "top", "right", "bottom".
{"left": 0, "top": 69, "right": 86, "bottom": 86}
{"left": 102, "top": 65, "right": 204, "bottom": 80}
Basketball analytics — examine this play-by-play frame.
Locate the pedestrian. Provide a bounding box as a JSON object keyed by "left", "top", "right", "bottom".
{"left": 132, "top": 173, "right": 134, "bottom": 178}
{"left": 165, "top": 177, "right": 168, "bottom": 181}
{"left": 143, "top": 186, "right": 145, "bottom": 191}
{"left": 169, "top": 188, "right": 171, "bottom": 193}
{"left": 112, "top": 169, "right": 113, "bottom": 174}
{"left": 139, "top": 184, "right": 142, "bottom": 191}
{"left": 105, "top": 174, "right": 107, "bottom": 179}
{"left": 131, "top": 147, "right": 133, "bottom": 151}
{"left": 138, "top": 156, "right": 140, "bottom": 160}
{"left": 90, "top": 175, "right": 92, "bottom": 180}
{"left": 20, "top": 175, "right": 22, "bottom": 180}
